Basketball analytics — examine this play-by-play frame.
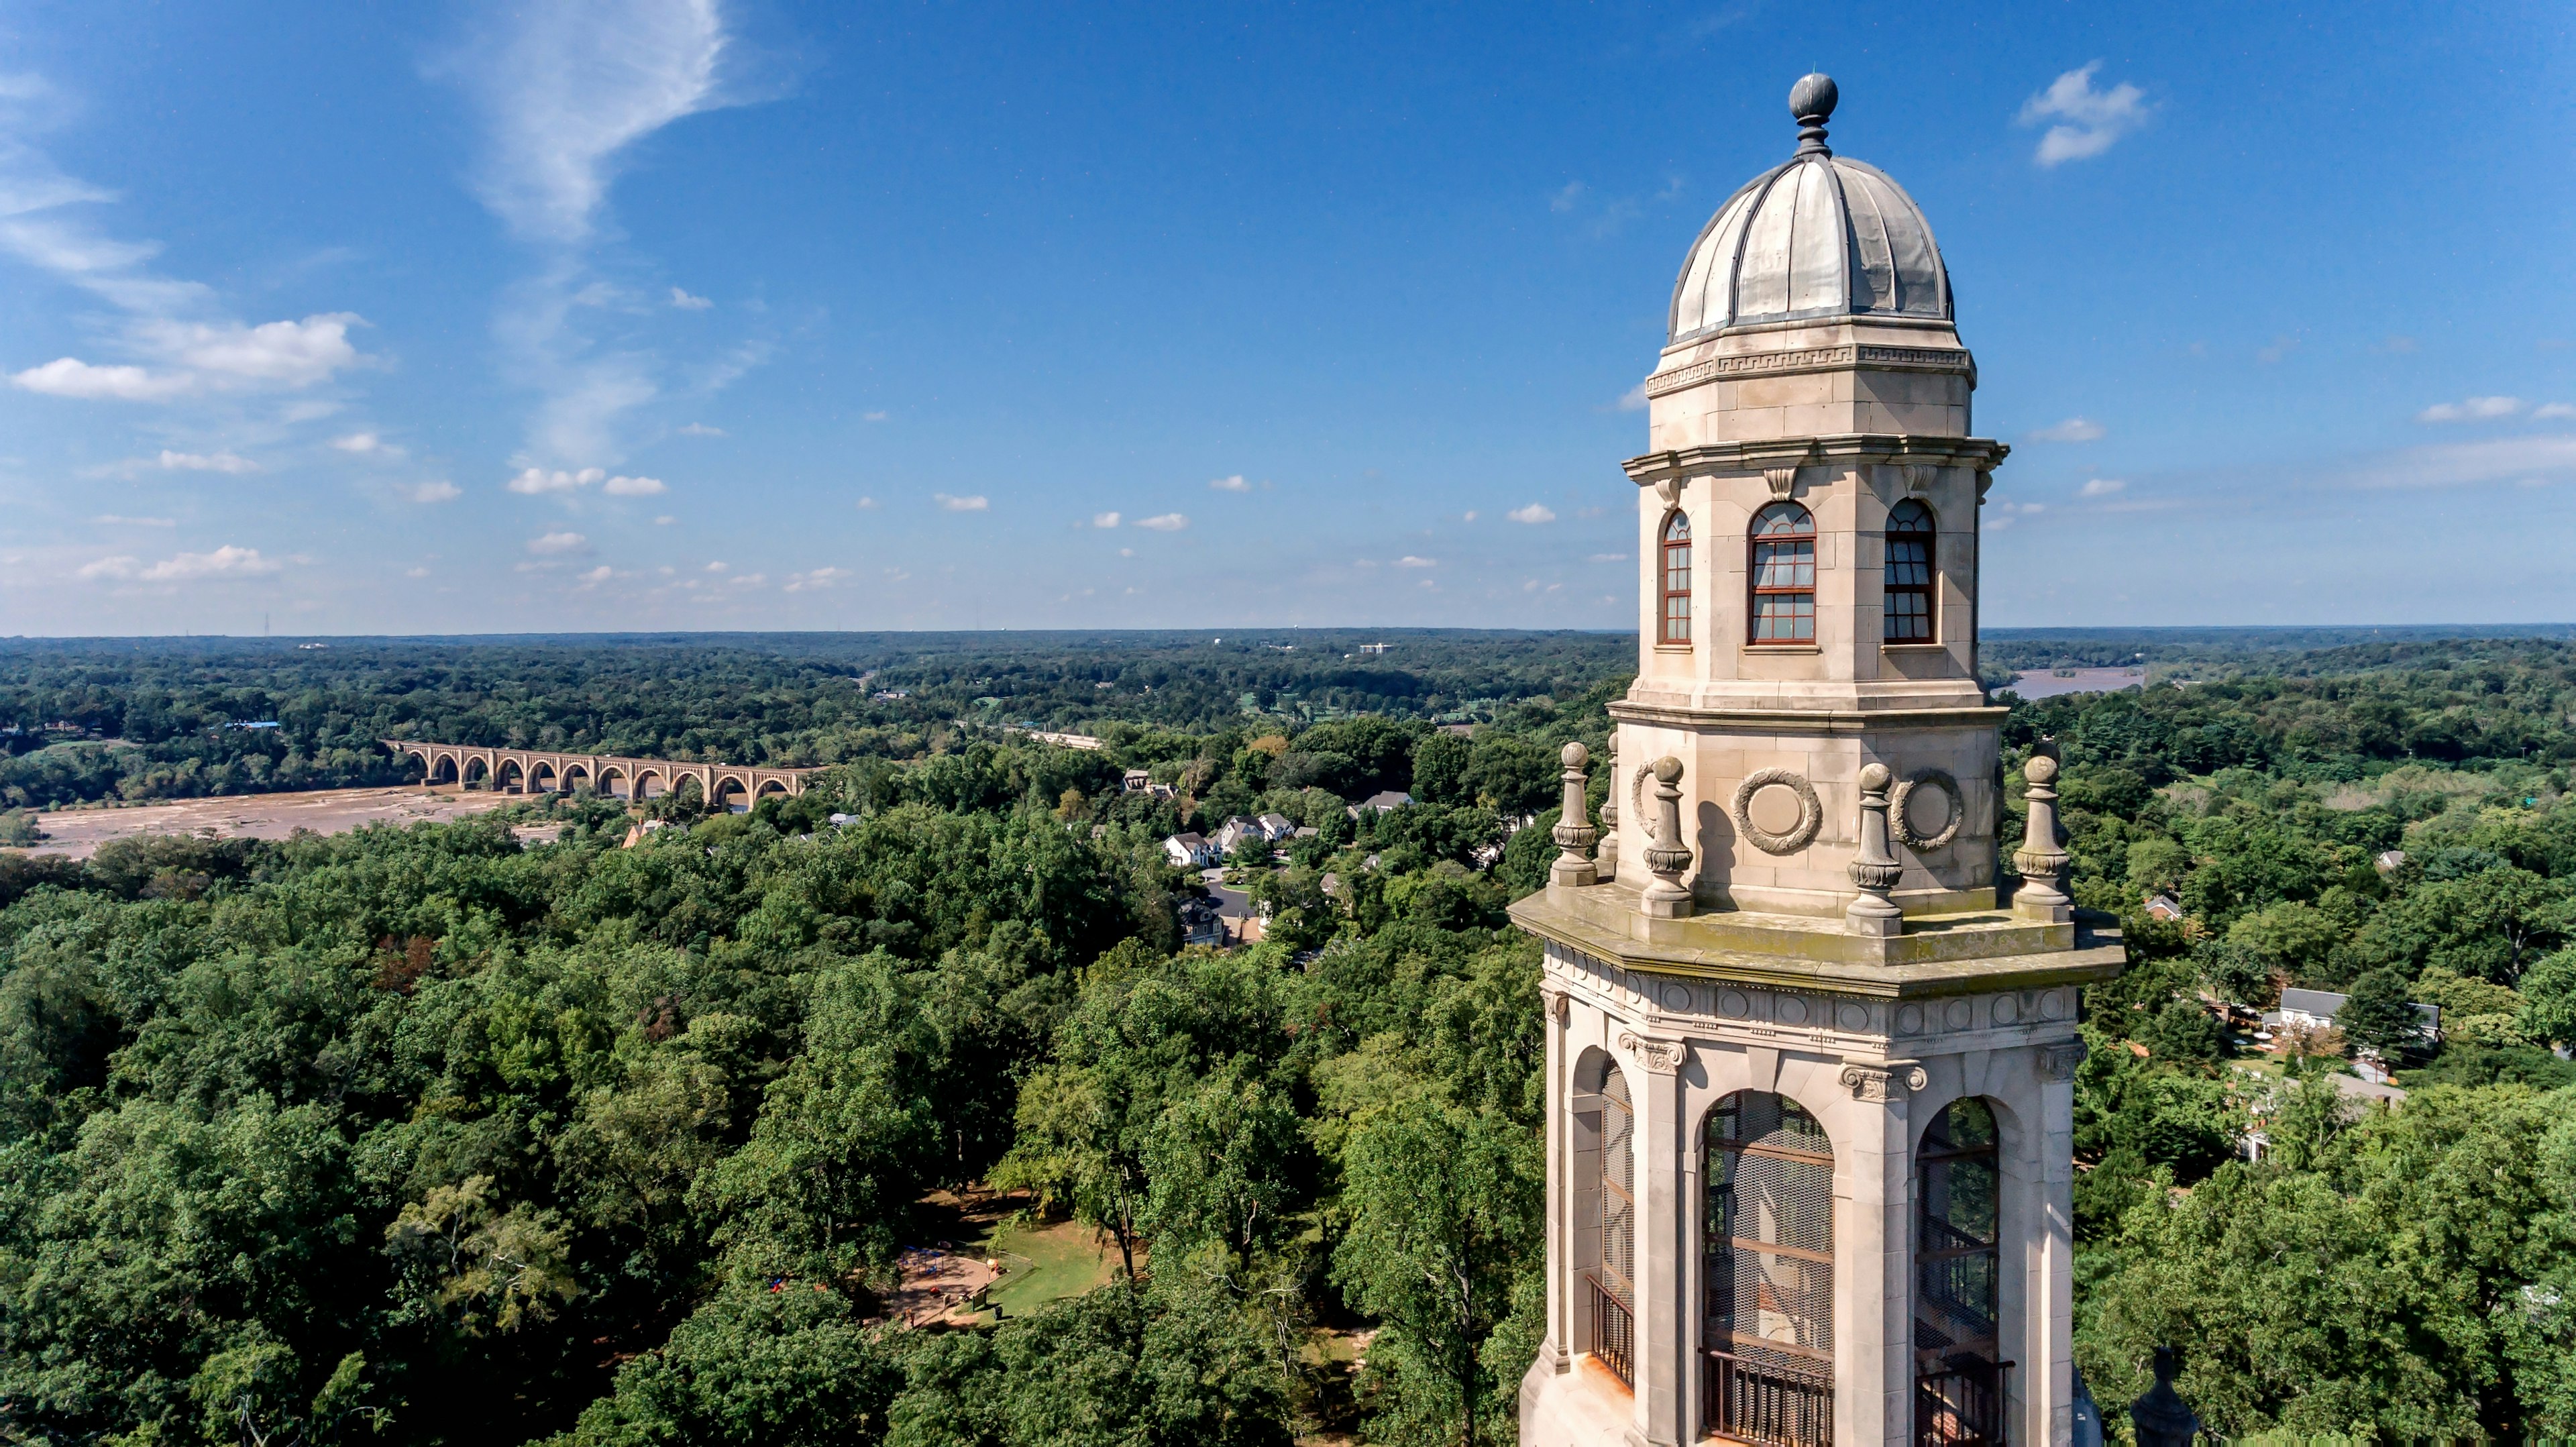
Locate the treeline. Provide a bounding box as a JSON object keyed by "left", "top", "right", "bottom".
{"left": 0, "top": 633, "right": 1632, "bottom": 810}
{"left": 0, "top": 723, "right": 1570, "bottom": 1446}
{"left": 2032, "top": 661, "right": 2576, "bottom": 1436}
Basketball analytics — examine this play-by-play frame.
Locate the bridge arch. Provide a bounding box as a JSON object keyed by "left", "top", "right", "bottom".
{"left": 498, "top": 759, "right": 525, "bottom": 792}
{"left": 561, "top": 761, "right": 591, "bottom": 791}
{"left": 463, "top": 755, "right": 490, "bottom": 787}
{"left": 532, "top": 760, "right": 558, "bottom": 792}
{"left": 599, "top": 766, "right": 629, "bottom": 798}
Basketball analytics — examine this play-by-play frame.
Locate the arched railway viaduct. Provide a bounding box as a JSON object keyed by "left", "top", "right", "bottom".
{"left": 382, "top": 740, "right": 820, "bottom": 811}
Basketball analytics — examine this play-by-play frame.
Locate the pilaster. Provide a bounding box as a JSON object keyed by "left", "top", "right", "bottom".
{"left": 1623, "top": 1030, "right": 1690, "bottom": 1446}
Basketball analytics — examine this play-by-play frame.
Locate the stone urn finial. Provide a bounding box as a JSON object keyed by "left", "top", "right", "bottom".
{"left": 1549, "top": 742, "right": 1599, "bottom": 888}
{"left": 2014, "top": 740, "right": 2074, "bottom": 924}
{"left": 1846, "top": 761, "right": 1904, "bottom": 938}
{"left": 1595, "top": 737, "right": 1620, "bottom": 881}
{"left": 1640, "top": 755, "right": 1694, "bottom": 919}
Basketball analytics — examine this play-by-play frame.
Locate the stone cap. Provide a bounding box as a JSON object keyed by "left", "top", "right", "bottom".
{"left": 1509, "top": 884, "right": 2126, "bottom": 997}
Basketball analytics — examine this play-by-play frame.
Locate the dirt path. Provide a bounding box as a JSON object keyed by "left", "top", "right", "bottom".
{"left": 15, "top": 786, "right": 515, "bottom": 859}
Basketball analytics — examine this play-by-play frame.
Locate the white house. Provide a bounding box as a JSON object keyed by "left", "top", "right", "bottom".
{"left": 1163, "top": 832, "right": 1220, "bottom": 869}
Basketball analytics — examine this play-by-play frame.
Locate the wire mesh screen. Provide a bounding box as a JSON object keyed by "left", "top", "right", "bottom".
{"left": 1915, "top": 1097, "right": 2006, "bottom": 1444}
{"left": 1601, "top": 1067, "right": 1636, "bottom": 1306}
{"left": 1705, "top": 1091, "right": 1835, "bottom": 1443}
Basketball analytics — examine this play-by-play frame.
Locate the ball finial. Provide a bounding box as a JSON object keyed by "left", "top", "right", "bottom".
{"left": 1858, "top": 761, "right": 1891, "bottom": 792}
{"left": 1560, "top": 741, "right": 1589, "bottom": 769}
{"left": 1788, "top": 72, "right": 1837, "bottom": 156}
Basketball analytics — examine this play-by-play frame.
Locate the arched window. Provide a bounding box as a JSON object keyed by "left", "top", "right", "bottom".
{"left": 1659, "top": 510, "right": 1693, "bottom": 645}
{"left": 1884, "top": 499, "right": 1937, "bottom": 643}
{"left": 1748, "top": 502, "right": 1817, "bottom": 644}
{"left": 1704, "top": 1091, "right": 1834, "bottom": 1444}
{"left": 1588, "top": 1061, "right": 1637, "bottom": 1385}
{"left": 1916, "top": 1097, "right": 2006, "bottom": 1446}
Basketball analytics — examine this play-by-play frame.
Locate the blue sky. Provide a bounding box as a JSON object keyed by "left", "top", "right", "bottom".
{"left": 1, "top": 0, "right": 2571, "bottom": 636}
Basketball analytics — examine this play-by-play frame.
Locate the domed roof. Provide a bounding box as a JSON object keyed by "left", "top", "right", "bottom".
{"left": 1668, "top": 75, "right": 1951, "bottom": 343}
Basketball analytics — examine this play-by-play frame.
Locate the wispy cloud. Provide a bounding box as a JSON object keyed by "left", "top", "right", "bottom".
{"left": 1208, "top": 474, "right": 1252, "bottom": 492}
{"left": 2348, "top": 433, "right": 2576, "bottom": 489}
{"left": 676, "top": 421, "right": 725, "bottom": 436}
{"left": 93, "top": 514, "right": 175, "bottom": 527}
{"left": 505, "top": 465, "right": 661, "bottom": 495}
{"left": 331, "top": 431, "right": 393, "bottom": 454}
{"left": 80, "top": 544, "right": 284, "bottom": 582}
{"left": 2019, "top": 63, "right": 2150, "bottom": 166}
{"left": 156, "top": 449, "right": 256, "bottom": 474}
{"left": 936, "top": 492, "right": 989, "bottom": 512}
{"left": 854, "top": 496, "right": 877, "bottom": 510}
{"left": 2078, "top": 478, "right": 2127, "bottom": 497}
{"left": 602, "top": 473, "right": 666, "bottom": 495}
{"left": 437, "top": 2, "right": 767, "bottom": 486}
{"left": 1550, "top": 181, "right": 1585, "bottom": 213}
{"left": 1507, "top": 503, "right": 1558, "bottom": 524}
{"left": 2027, "top": 417, "right": 2105, "bottom": 443}
{"left": 1090, "top": 511, "right": 1122, "bottom": 528}
{"left": 1395, "top": 555, "right": 1437, "bottom": 568}
{"left": 409, "top": 480, "right": 463, "bottom": 504}
{"left": 1615, "top": 382, "right": 1648, "bottom": 412}
{"left": 784, "top": 566, "right": 844, "bottom": 592}
{"left": 2417, "top": 395, "right": 2524, "bottom": 423}
{"left": 527, "top": 530, "right": 589, "bottom": 555}
{"left": 2537, "top": 403, "right": 2576, "bottom": 420}
{"left": 1135, "top": 513, "right": 1188, "bottom": 531}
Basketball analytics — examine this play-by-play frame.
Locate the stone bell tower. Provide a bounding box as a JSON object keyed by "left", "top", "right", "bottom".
{"left": 1513, "top": 75, "right": 2123, "bottom": 1447}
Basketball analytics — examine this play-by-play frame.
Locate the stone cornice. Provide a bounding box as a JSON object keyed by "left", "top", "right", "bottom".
{"left": 1606, "top": 699, "right": 2010, "bottom": 734}
{"left": 1642, "top": 342, "right": 1977, "bottom": 399}
{"left": 1621, "top": 434, "right": 2010, "bottom": 486}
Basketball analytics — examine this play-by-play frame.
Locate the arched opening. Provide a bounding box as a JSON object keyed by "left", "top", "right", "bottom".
{"left": 1572, "top": 1052, "right": 1638, "bottom": 1388}
{"left": 715, "top": 776, "right": 750, "bottom": 814}
{"left": 532, "top": 763, "right": 558, "bottom": 793}
{"left": 1884, "top": 499, "right": 1937, "bottom": 644}
{"left": 669, "top": 775, "right": 703, "bottom": 810}
{"left": 429, "top": 754, "right": 458, "bottom": 786}
{"left": 1660, "top": 508, "right": 1693, "bottom": 645}
{"left": 1704, "top": 1090, "right": 1834, "bottom": 1444}
{"left": 1748, "top": 501, "right": 1817, "bottom": 645}
{"left": 636, "top": 771, "right": 666, "bottom": 800}
{"left": 498, "top": 760, "right": 525, "bottom": 794}
{"left": 755, "top": 778, "right": 790, "bottom": 802}
{"left": 600, "top": 767, "right": 629, "bottom": 800}
{"left": 1915, "top": 1097, "right": 2006, "bottom": 1446}
{"left": 463, "top": 757, "right": 490, "bottom": 789}
{"left": 561, "top": 763, "right": 590, "bottom": 794}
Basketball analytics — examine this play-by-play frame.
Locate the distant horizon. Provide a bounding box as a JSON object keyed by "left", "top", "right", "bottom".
{"left": 9, "top": 622, "right": 2576, "bottom": 645}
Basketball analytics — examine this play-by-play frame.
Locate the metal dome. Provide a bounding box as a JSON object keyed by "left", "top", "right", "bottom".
{"left": 1667, "top": 76, "right": 1952, "bottom": 343}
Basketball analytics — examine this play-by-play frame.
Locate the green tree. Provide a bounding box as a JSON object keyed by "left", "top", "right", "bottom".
{"left": 2517, "top": 947, "right": 2576, "bottom": 1047}
{"left": 1332, "top": 1099, "right": 1540, "bottom": 1447}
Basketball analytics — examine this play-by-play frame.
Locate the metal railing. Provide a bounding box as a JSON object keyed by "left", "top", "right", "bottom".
{"left": 1915, "top": 1360, "right": 2013, "bottom": 1447}
{"left": 1589, "top": 1275, "right": 1635, "bottom": 1387}
{"left": 1704, "top": 1346, "right": 1834, "bottom": 1446}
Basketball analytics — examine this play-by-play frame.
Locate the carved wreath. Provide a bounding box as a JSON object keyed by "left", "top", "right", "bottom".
{"left": 1731, "top": 768, "right": 1821, "bottom": 855}
{"left": 1888, "top": 768, "right": 1965, "bottom": 852}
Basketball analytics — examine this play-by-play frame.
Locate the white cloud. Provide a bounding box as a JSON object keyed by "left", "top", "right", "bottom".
{"left": 122, "top": 545, "right": 283, "bottom": 582}
{"left": 1462, "top": 511, "right": 1479, "bottom": 522}
{"left": 2027, "top": 417, "right": 2105, "bottom": 443}
{"left": 854, "top": 496, "right": 877, "bottom": 510}
{"left": 527, "top": 530, "right": 589, "bottom": 555}
{"left": 508, "top": 465, "right": 604, "bottom": 494}
{"left": 2348, "top": 433, "right": 2576, "bottom": 489}
{"left": 157, "top": 449, "right": 256, "bottom": 474}
{"left": 1586, "top": 552, "right": 1626, "bottom": 564}
{"left": 76, "top": 555, "right": 140, "bottom": 580}
{"left": 1507, "top": 502, "right": 1558, "bottom": 524}
{"left": 93, "top": 514, "right": 175, "bottom": 527}
{"left": 1395, "top": 555, "right": 1437, "bottom": 568}
{"left": 602, "top": 473, "right": 666, "bottom": 496}
{"left": 705, "top": 560, "right": 728, "bottom": 572}
{"left": 653, "top": 514, "right": 675, "bottom": 525}
{"left": 578, "top": 564, "right": 614, "bottom": 585}
{"left": 2019, "top": 63, "right": 2150, "bottom": 166}
{"left": 1135, "top": 513, "right": 1189, "bottom": 531}
{"left": 332, "top": 431, "right": 384, "bottom": 453}
{"left": 1091, "top": 511, "right": 1122, "bottom": 528}
{"left": 10, "top": 358, "right": 193, "bottom": 400}
{"left": 677, "top": 421, "right": 725, "bottom": 436}
{"left": 141, "top": 313, "right": 363, "bottom": 386}
{"left": 1615, "top": 382, "right": 1648, "bottom": 411}
{"left": 2536, "top": 403, "right": 2576, "bottom": 420}
{"left": 409, "top": 480, "right": 463, "bottom": 504}
{"left": 406, "top": 566, "right": 431, "bottom": 578}
{"left": 2079, "top": 478, "right": 2127, "bottom": 497}
{"left": 2417, "top": 396, "right": 2524, "bottom": 423}
{"left": 936, "top": 493, "right": 990, "bottom": 511}
{"left": 862, "top": 410, "right": 888, "bottom": 423}
{"left": 1550, "top": 181, "right": 1585, "bottom": 213}
{"left": 1118, "top": 547, "right": 1134, "bottom": 558}
{"left": 1208, "top": 474, "right": 1252, "bottom": 492}
{"left": 784, "top": 566, "right": 845, "bottom": 592}
{"left": 669, "top": 286, "right": 712, "bottom": 310}
{"left": 443, "top": 0, "right": 733, "bottom": 246}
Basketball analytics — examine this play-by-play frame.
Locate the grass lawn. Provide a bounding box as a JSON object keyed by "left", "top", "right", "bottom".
{"left": 973, "top": 1218, "right": 1120, "bottom": 1320}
